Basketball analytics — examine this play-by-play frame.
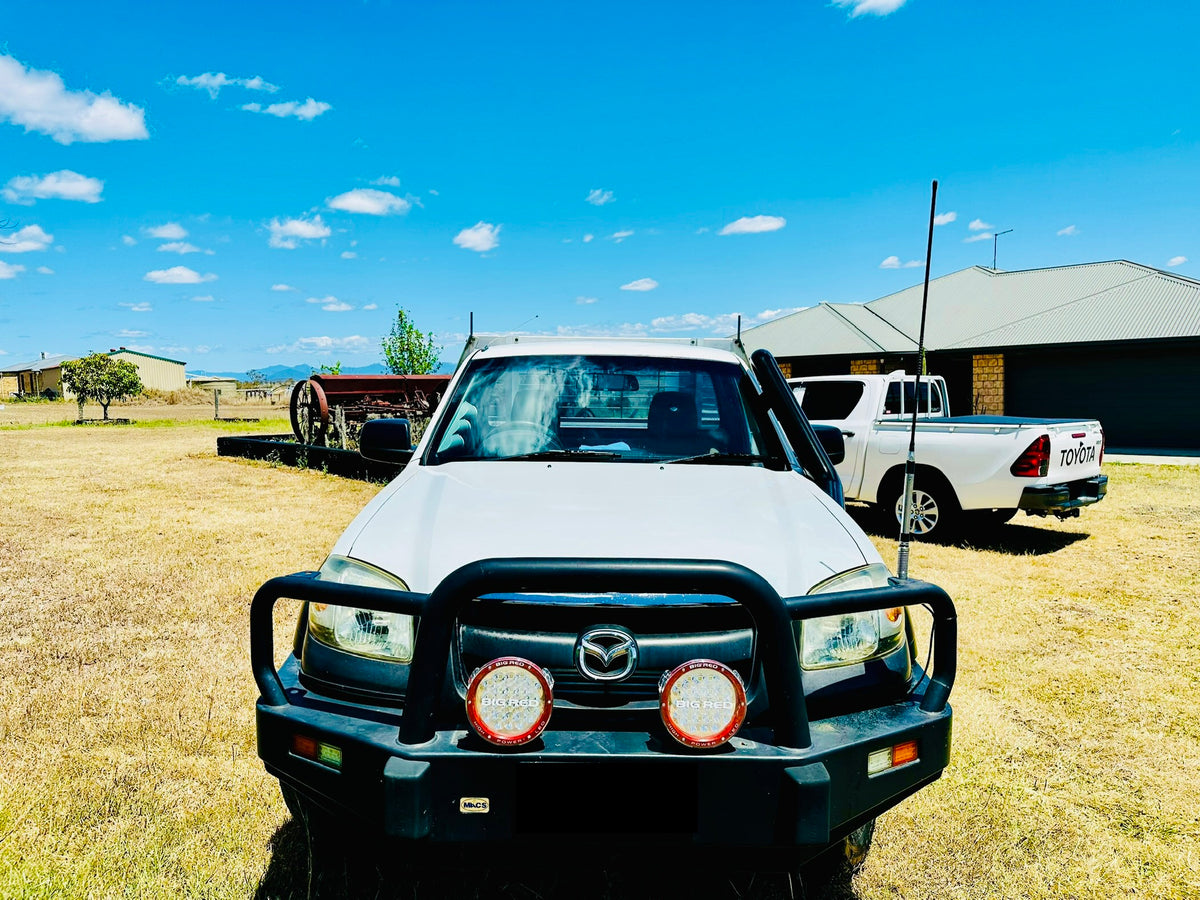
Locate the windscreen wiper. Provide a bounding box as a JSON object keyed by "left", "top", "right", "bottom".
{"left": 660, "top": 451, "right": 771, "bottom": 466}
{"left": 502, "top": 449, "right": 624, "bottom": 461}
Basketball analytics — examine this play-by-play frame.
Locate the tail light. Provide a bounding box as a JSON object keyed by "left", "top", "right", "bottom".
{"left": 465, "top": 657, "right": 554, "bottom": 747}
{"left": 658, "top": 659, "right": 747, "bottom": 749}
{"left": 1011, "top": 434, "right": 1050, "bottom": 477}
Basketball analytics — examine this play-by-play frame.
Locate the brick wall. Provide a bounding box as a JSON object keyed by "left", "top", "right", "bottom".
{"left": 972, "top": 353, "right": 1005, "bottom": 414}
{"left": 849, "top": 358, "right": 882, "bottom": 375}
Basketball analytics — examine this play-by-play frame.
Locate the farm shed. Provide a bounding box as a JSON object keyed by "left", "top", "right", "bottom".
{"left": 742, "top": 260, "right": 1200, "bottom": 450}
{"left": 108, "top": 348, "right": 186, "bottom": 392}
{"left": 0, "top": 353, "right": 79, "bottom": 398}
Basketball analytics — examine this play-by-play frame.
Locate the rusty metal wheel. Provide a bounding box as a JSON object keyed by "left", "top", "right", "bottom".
{"left": 289, "top": 379, "right": 330, "bottom": 445}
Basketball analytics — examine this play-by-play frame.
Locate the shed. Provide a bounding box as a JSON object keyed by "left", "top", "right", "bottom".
{"left": 742, "top": 260, "right": 1200, "bottom": 450}
{"left": 108, "top": 348, "right": 186, "bottom": 392}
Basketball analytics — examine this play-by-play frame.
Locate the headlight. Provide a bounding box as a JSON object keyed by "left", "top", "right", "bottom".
{"left": 308, "top": 556, "right": 416, "bottom": 662}
{"left": 801, "top": 564, "right": 905, "bottom": 669}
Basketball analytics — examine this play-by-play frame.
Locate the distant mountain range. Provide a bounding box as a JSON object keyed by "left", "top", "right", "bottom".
{"left": 189, "top": 362, "right": 452, "bottom": 382}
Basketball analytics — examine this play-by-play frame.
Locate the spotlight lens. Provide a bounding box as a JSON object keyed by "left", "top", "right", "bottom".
{"left": 659, "top": 659, "right": 747, "bottom": 749}
{"left": 466, "top": 657, "right": 554, "bottom": 747}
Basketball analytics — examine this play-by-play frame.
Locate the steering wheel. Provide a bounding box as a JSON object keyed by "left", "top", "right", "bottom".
{"left": 479, "top": 421, "right": 563, "bottom": 457}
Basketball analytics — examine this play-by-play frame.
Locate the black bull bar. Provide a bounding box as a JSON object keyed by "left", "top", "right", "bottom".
{"left": 251, "top": 558, "right": 956, "bottom": 749}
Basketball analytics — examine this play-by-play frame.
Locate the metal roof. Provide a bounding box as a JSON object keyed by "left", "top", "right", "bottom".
{"left": 0, "top": 354, "right": 77, "bottom": 374}
{"left": 108, "top": 348, "right": 187, "bottom": 365}
{"left": 743, "top": 260, "right": 1200, "bottom": 357}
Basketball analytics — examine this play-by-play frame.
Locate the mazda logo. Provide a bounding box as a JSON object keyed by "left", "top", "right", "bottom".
{"left": 575, "top": 627, "right": 638, "bottom": 682}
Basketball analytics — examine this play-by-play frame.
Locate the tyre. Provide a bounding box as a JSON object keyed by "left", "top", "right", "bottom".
{"left": 800, "top": 819, "right": 876, "bottom": 892}
{"left": 878, "top": 472, "right": 961, "bottom": 540}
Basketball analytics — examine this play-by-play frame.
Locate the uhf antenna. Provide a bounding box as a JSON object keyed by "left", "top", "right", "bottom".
{"left": 897, "top": 179, "right": 938, "bottom": 581}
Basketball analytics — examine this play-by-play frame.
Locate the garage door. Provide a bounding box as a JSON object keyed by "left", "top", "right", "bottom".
{"left": 1006, "top": 345, "right": 1200, "bottom": 450}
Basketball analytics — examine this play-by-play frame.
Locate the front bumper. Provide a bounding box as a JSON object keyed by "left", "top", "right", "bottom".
{"left": 1019, "top": 474, "right": 1108, "bottom": 513}
{"left": 251, "top": 559, "right": 956, "bottom": 860}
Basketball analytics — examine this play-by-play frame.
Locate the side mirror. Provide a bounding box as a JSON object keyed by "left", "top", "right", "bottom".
{"left": 359, "top": 418, "right": 413, "bottom": 463}
{"left": 811, "top": 424, "right": 845, "bottom": 465}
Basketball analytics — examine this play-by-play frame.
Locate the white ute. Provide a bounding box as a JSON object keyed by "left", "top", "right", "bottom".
{"left": 790, "top": 371, "right": 1108, "bottom": 538}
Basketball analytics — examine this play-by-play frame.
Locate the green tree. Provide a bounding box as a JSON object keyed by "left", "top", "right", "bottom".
{"left": 381, "top": 306, "right": 441, "bottom": 374}
{"left": 316, "top": 361, "right": 342, "bottom": 375}
{"left": 60, "top": 353, "right": 144, "bottom": 420}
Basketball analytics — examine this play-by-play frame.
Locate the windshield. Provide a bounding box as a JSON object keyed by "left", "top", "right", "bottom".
{"left": 426, "top": 354, "right": 783, "bottom": 466}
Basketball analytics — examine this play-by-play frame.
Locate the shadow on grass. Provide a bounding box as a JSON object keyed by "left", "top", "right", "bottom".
{"left": 253, "top": 820, "right": 861, "bottom": 900}
{"left": 845, "top": 507, "right": 1089, "bottom": 557}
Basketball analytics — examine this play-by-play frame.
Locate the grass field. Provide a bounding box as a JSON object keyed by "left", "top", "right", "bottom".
{"left": 0, "top": 409, "right": 1197, "bottom": 899}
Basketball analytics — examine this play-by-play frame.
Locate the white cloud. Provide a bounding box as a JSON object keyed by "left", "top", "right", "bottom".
{"left": 0, "top": 224, "right": 53, "bottom": 253}
{"left": 340, "top": 251, "right": 357, "bottom": 259}
{"left": 832, "top": 0, "right": 910, "bottom": 17}
{"left": 242, "top": 98, "right": 331, "bottom": 121}
{"left": 576, "top": 296, "right": 599, "bottom": 305}
{"left": 610, "top": 229, "right": 634, "bottom": 243}
{"left": 267, "top": 214, "right": 330, "bottom": 249}
{"left": 146, "top": 222, "right": 187, "bottom": 240}
{"left": 454, "top": 221, "right": 500, "bottom": 252}
{"left": 372, "top": 175, "right": 402, "bottom": 187}
{"left": 116, "top": 329, "right": 148, "bottom": 338}
{"left": 1057, "top": 225, "right": 1078, "bottom": 236}
{"left": 143, "top": 266, "right": 216, "bottom": 284}
{"left": 933, "top": 211, "right": 957, "bottom": 226}
{"left": 0, "top": 261, "right": 25, "bottom": 279}
{"left": 586, "top": 188, "right": 615, "bottom": 206}
{"left": 718, "top": 215, "right": 786, "bottom": 235}
{"left": 0, "top": 54, "right": 148, "bottom": 144}
{"left": 969, "top": 219, "right": 993, "bottom": 231}
{"left": 191, "top": 295, "right": 216, "bottom": 302}
{"left": 175, "top": 72, "right": 279, "bottom": 98}
{"left": 271, "top": 283, "right": 296, "bottom": 291}
{"left": 266, "top": 335, "right": 373, "bottom": 354}
{"left": 306, "top": 295, "right": 352, "bottom": 312}
{"left": 553, "top": 306, "right": 803, "bottom": 339}
{"left": 327, "top": 188, "right": 411, "bottom": 216}
{"left": 1167, "top": 256, "right": 1188, "bottom": 267}
{"left": 36, "top": 265, "right": 54, "bottom": 274}
{"left": 880, "top": 256, "right": 923, "bottom": 269}
{"left": 3, "top": 170, "right": 103, "bottom": 204}
{"left": 120, "top": 302, "right": 152, "bottom": 312}
{"left": 963, "top": 233, "right": 993, "bottom": 243}
{"left": 362, "top": 303, "right": 378, "bottom": 310}
{"left": 121, "top": 234, "right": 137, "bottom": 246}
{"left": 620, "top": 277, "right": 658, "bottom": 292}
{"left": 583, "top": 233, "right": 594, "bottom": 243}
{"left": 157, "top": 241, "right": 206, "bottom": 254}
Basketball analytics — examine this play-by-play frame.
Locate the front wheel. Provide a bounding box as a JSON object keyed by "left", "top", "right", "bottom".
{"left": 800, "top": 819, "right": 876, "bottom": 890}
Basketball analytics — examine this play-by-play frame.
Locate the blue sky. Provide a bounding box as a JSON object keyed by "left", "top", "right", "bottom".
{"left": 1, "top": 0, "right": 1196, "bottom": 372}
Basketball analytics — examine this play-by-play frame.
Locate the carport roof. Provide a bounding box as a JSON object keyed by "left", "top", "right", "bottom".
{"left": 0, "top": 354, "right": 77, "bottom": 374}
{"left": 743, "top": 260, "right": 1200, "bottom": 357}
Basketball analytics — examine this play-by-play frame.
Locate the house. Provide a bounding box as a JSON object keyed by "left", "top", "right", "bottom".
{"left": 742, "top": 260, "right": 1200, "bottom": 449}
{"left": 0, "top": 353, "right": 79, "bottom": 398}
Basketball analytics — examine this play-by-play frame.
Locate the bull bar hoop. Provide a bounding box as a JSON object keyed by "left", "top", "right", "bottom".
{"left": 250, "top": 558, "right": 956, "bottom": 750}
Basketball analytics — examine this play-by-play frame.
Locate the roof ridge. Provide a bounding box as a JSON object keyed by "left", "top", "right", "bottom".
{"left": 818, "top": 302, "right": 888, "bottom": 352}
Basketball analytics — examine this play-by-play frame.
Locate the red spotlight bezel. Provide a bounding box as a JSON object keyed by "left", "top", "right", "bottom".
{"left": 465, "top": 656, "right": 554, "bottom": 747}
{"left": 659, "top": 659, "right": 747, "bottom": 749}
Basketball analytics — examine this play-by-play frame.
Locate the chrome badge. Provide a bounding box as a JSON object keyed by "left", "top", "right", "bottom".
{"left": 575, "top": 627, "right": 639, "bottom": 682}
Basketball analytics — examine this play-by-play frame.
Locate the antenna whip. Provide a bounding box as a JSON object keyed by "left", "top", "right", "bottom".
{"left": 898, "top": 179, "right": 938, "bottom": 581}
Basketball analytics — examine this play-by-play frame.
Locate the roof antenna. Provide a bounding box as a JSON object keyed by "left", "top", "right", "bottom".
{"left": 469, "top": 311, "right": 474, "bottom": 339}
{"left": 737, "top": 315, "right": 742, "bottom": 343}
{"left": 898, "top": 179, "right": 938, "bottom": 582}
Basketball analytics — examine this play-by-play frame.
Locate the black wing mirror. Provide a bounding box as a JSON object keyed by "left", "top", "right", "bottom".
{"left": 359, "top": 418, "right": 413, "bottom": 463}
{"left": 810, "top": 424, "right": 846, "bottom": 465}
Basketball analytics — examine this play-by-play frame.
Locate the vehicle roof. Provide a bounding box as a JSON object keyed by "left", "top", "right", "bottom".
{"left": 460, "top": 334, "right": 749, "bottom": 367}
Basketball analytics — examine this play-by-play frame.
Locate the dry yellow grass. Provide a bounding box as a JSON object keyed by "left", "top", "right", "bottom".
{"left": 0, "top": 418, "right": 1196, "bottom": 899}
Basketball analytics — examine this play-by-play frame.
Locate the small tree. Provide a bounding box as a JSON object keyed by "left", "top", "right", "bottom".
{"left": 381, "top": 306, "right": 441, "bottom": 374}
{"left": 316, "top": 361, "right": 342, "bottom": 375}
{"left": 61, "top": 354, "right": 144, "bottom": 420}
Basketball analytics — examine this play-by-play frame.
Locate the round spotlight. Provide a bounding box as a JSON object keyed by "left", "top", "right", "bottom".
{"left": 659, "top": 659, "right": 747, "bottom": 749}
{"left": 465, "top": 657, "right": 554, "bottom": 747}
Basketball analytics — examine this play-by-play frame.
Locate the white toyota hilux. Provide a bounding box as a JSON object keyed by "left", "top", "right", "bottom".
{"left": 251, "top": 336, "right": 957, "bottom": 886}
